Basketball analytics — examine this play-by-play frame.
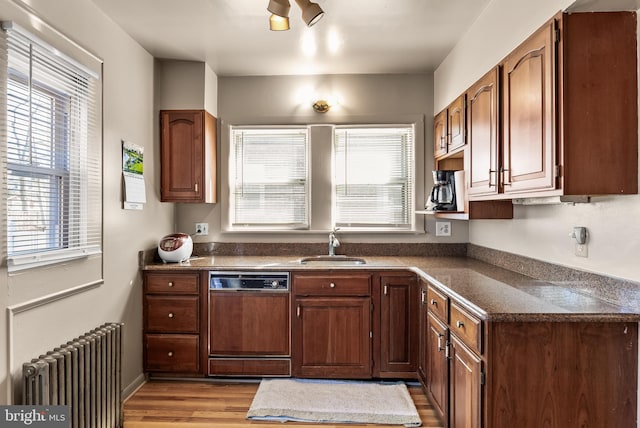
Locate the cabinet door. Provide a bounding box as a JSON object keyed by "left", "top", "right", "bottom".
{"left": 161, "top": 110, "right": 203, "bottom": 201}
{"left": 502, "top": 20, "right": 556, "bottom": 194}
{"left": 448, "top": 94, "right": 466, "bottom": 152}
{"left": 292, "top": 297, "right": 371, "bottom": 378}
{"left": 434, "top": 109, "right": 448, "bottom": 159}
{"left": 467, "top": 67, "right": 500, "bottom": 198}
{"left": 449, "top": 334, "right": 482, "bottom": 428}
{"left": 417, "top": 286, "right": 428, "bottom": 383}
{"left": 426, "top": 312, "right": 449, "bottom": 423}
{"left": 380, "top": 275, "right": 419, "bottom": 374}
{"left": 209, "top": 292, "right": 290, "bottom": 356}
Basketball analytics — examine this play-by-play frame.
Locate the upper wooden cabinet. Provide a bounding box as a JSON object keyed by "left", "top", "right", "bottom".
{"left": 434, "top": 94, "right": 466, "bottom": 159}
{"left": 467, "top": 12, "right": 638, "bottom": 201}
{"left": 160, "top": 110, "right": 217, "bottom": 203}
{"left": 501, "top": 17, "right": 557, "bottom": 195}
{"left": 467, "top": 67, "right": 500, "bottom": 198}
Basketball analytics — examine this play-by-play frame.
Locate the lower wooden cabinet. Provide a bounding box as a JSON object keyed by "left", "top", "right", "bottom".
{"left": 291, "top": 272, "right": 372, "bottom": 379}
{"left": 143, "top": 271, "right": 205, "bottom": 376}
{"left": 426, "top": 312, "right": 449, "bottom": 423}
{"left": 449, "top": 335, "right": 481, "bottom": 428}
{"left": 292, "top": 296, "right": 371, "bottom": 378}
{"left": 379, "top": 274, "right": 419, "bottom": 376}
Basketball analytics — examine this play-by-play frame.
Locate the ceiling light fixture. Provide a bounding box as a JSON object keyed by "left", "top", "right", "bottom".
{"left": 267, "top": 0, "right": 324, "bottom": 31}
{"left": 294, "top": 0, "right": 324, "bottom": 27}
{"left": 268, "top": 0, "right": 291, "bottom": 31}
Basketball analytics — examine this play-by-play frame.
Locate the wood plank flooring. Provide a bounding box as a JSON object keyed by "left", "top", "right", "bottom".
{"left": 123, "top": 380, "right": 444, "bottom": 427}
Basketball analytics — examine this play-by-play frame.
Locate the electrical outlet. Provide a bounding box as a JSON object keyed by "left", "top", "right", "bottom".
{"left": 195, "top": 223, "right": 209, "bottom": 235}
{"left": 575, "top": 243, "right": 588, "bottom": 258}
{"left": 435, "top": 221, "right": 451, "bottom": 237}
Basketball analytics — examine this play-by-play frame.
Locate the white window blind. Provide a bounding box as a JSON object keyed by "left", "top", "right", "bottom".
{"left": 1, "top": 23, "right": 102, "bottom": 270}
{"left": 334, "top": 126, "right": 414, "bottom": 230}
{"left": 229, "top": 127, "right": 309, "bottom": 229}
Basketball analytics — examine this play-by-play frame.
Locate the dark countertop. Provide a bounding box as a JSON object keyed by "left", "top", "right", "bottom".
{"left": 143, "top": 255, "right": 640, "bottom": 322}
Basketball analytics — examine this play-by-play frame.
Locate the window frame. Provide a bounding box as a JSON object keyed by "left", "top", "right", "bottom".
{"left": 332, "top": 124, "right": 416, "bottom": 232}
{"left": 228, "top": 125, "right": 311, "bottom": 231}
{"left": 3, "top": 22, "right": 102, "bottom": 271}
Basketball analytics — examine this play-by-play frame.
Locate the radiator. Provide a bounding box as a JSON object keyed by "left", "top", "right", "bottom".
{"left": 22, "top": 322, "right": 123, "bottom": 428}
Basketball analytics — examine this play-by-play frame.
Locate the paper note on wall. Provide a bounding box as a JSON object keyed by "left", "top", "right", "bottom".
{"left": 122, "top": 140, "right": 146, "bottom": 210}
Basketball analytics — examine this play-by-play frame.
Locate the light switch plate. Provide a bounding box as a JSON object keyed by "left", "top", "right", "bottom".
{"left": 435, "top": 221, "right": 451, "bottom": 237}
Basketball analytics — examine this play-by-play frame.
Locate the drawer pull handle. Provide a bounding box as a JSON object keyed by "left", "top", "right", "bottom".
{"left": 421, "top": 290, "right": 426, "bottom": 304}
{"left": 430, "top": 299, "right": 437, "bottom": 306}
{"left": 168, "top": 313, "right": 174, "bottom": 318}
{"left": 168, "top": 282, "right": 174, "bottom": 287}
{"left": 167, "top": 351, "right": 173, "bottom": 357}
{"left": 456, "top": 320, "right": 464, "bottom": 328}
{"left": 383, "top": 285, "right": 388, "bottom": 295}
{"left": 329, "top": 282, "right": 336, "bottom": 288}
{"left": 437, "top": 333, "right": 444, "bottom": 351}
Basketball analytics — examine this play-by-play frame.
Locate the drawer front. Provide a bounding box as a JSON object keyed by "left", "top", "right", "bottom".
{"left": 209, "top": 358, "right": 291, "bottom": 377}
{"left": 449, "top": 301, "right": 482, "bottom": 354}
{"left": 427, "top": 285, "right": 449, "bottom": 323}
{"left": 145, "top": 295, "right": 199, "bottom": 333}
{"left": 145, "top": 334, "right": 199, "bottom": 373}
{"left": 294, "top": 274, "right": 371, "bottom": 296}
{"left": 145, "top": 272, "right": 199, "bottom": 294}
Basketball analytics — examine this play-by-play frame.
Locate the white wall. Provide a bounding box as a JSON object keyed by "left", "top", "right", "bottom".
{"left": 434, "top": 0, "right": 640, "bottom": 283}
{"left": 176, "top": 73, "right": 471, "bottom": 245}
{"left": 0, "top": 0, "right": 174, "bottom": 404}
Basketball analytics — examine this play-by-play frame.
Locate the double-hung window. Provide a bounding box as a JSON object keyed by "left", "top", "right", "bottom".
{"left": 333, "top": 125, "right": 414, "bottom": 230}
{"left": 229, "top": 127, "right": 309, "bottom": 230}
{"left": 2, "top": 23, "right": 102, "bottom": 270}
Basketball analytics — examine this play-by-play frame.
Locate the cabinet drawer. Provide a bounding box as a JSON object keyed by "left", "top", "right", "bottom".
{"left": 145, "top": 295, "right": 199, "bottom": 333}
{"left": 449, "top": 302, "right": 482, "bottom": 354}
{"left": 294, "top": 274, "right": 371, "bottom": 296}
{"left": 427, "top": 285, "right": 449, "bottom": 323}
{"left": 145, "top": 334, "right": 199, "bottom": 373}
{"left": 209, "top": 358, "right": 291, "bottom": 377}
{"left": 145, "top": 272, "right": 199, "bottom": 294}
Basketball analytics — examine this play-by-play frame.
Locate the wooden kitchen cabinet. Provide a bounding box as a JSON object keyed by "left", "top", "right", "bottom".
{"left": 501, "top": 18, "right": 556, "bottom": 195}
{"left": 426, "top": 311, "right": 449, "bottom": 424}
{"left": 379, "top": 274, "right": 419, "bottom": 376}
{"left": 209, "top": 291, "right": 290, "bottom": 376}
{"left": 292, "top": 272, "right": 372, "bottom": 379}
{"left": 434, "top": 94, "right": 466, "bottom": 159}
{"left": 466, "top": 67, "right": 500, "bottom": 198}
{"left": 143, "top": 271, "right": 206, "bottom": 375}
{"left": 469, "top": 12, "right": 637, "bottom": 200}
{"left": 160, "top": 110, "right": 217, "bottom": 203}
{"left": 449, "top": 335, "right": 481, "bottom": 428}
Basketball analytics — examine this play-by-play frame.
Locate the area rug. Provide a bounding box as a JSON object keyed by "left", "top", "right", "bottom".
{"left": 246, "top": 378, "right": 422, "bottom": 427}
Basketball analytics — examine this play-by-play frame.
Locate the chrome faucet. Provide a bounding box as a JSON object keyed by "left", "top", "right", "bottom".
{"left": 328, "top": 229, "right": 340, "bottom": 256}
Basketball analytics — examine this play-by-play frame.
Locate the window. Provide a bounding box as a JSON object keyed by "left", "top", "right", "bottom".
{"left": 2, "top": 23, "right": 102, "bottom": 270}
{"left": 334, "top": 126, "right": 414, "bottom": 230}
{"left": 229, "top": 127, "right": 309, "bottom": 229}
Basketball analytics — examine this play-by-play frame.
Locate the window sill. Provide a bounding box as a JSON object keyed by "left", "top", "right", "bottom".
{"left": 8, "top": 246, "right": 102, "bottom": 272}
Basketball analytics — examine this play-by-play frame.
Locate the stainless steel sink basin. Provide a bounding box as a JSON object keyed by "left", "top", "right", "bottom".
{"left": 299, "top": 255, "right": 367, "bottom": 265}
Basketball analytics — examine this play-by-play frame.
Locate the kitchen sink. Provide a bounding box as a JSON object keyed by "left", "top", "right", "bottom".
{"left": 299, "top": 255, "right": 367, "bottom": 265}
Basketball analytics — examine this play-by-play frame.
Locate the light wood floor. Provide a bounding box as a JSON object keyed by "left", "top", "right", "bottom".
{"left": 123, "top": 380, "right": 444, "bottom": 427}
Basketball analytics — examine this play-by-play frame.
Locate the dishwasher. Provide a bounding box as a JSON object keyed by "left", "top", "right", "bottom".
{"left": 208, "top": 271, "right": 291, "bottom": 377}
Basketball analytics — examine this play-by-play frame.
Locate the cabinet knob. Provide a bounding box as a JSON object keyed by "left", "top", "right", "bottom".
{"left": 167, "top": 351, "right": 173, "bottom": 357}
{"left": 456, "top": 320, "right": 464, "bottom": 328}
{"left": 168, "top": 282, "right": 174, "bottom": 287}
{"left": 430, "top": 299, "right": 437, "bottom": 306}
{"left": 168, "top": 312, "right": 174, "bottom": 318}
{"left": 329, "top": 282, "right": 336, "bottom": 288}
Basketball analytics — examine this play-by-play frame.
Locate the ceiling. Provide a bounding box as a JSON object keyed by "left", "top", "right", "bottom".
{"left": 90, "top": 0, "right": 493, "bottom": 77}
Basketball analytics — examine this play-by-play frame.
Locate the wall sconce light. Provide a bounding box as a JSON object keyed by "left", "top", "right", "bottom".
{"left": 312, "top": 100, "right": 331, "bottom": 113}
{"left": 268, "top": 0, "right": 324, "bottom": 31}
